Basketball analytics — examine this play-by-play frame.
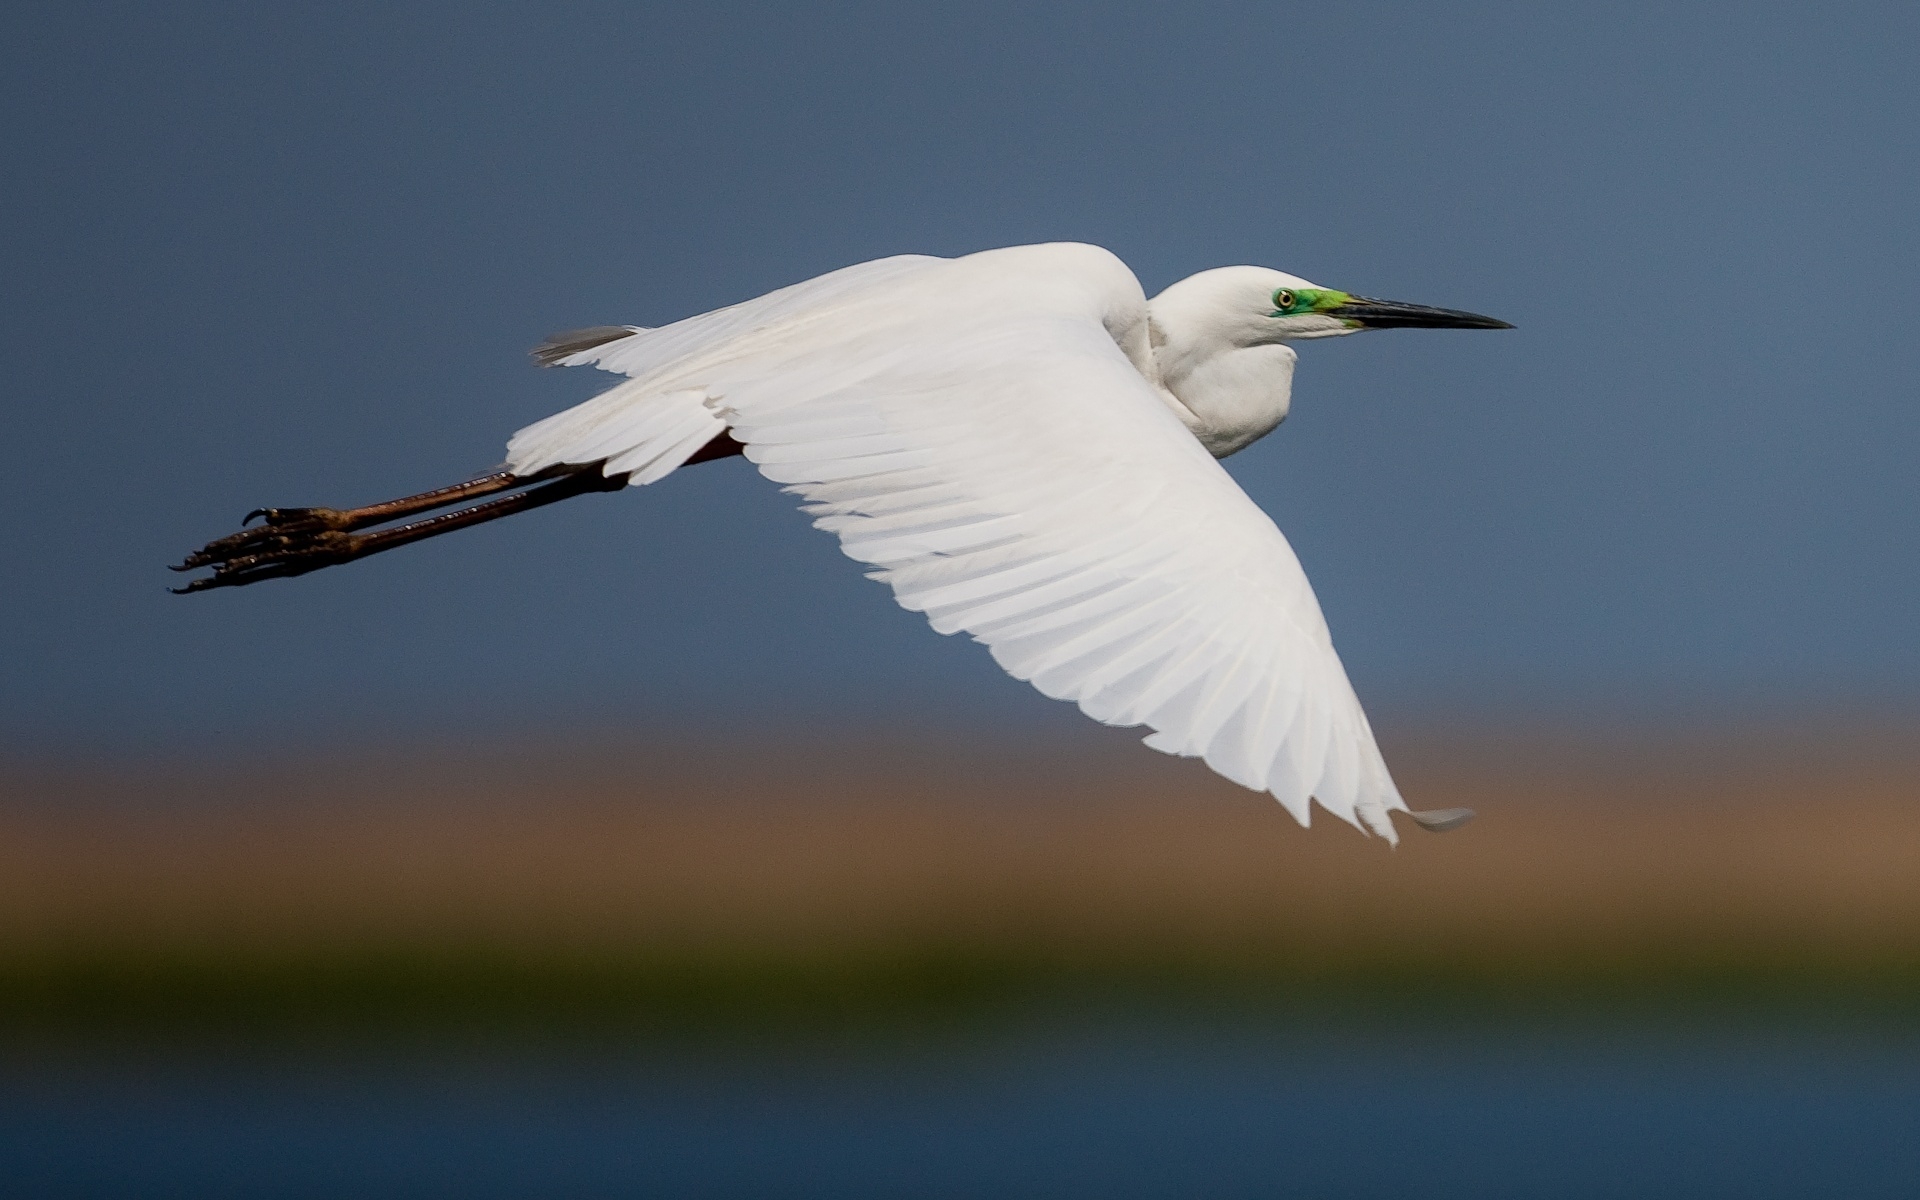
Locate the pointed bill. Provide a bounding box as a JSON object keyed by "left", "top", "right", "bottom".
{"left": 1327, "top": 297, "right": 1514, "bottom": 330}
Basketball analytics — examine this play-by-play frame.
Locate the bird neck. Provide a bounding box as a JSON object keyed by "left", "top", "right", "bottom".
{"left": 1147, "top": 315, "right": 1298, "bottom": 458}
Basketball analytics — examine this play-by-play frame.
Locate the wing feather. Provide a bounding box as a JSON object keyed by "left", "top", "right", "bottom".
{"left": 508, "top": 243, "right": 1410, "bottom": 841}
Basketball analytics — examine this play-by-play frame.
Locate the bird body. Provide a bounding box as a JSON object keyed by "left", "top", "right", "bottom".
{"left": 177, "top": 243, "right": 1510, "bottom": 844}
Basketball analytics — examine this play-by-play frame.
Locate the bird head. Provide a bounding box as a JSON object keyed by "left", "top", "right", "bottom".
{"left": 1151, "top": 266, "right": 1513, "bottom": 349}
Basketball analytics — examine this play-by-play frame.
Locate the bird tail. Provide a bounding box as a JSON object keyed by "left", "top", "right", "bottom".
{"left": 506, "top": 377, "right": 732, "bottom": 488}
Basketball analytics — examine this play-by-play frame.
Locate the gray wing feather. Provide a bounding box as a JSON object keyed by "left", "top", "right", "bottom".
{"left": 530, "top": 325, "right": 646, "bottom": 367}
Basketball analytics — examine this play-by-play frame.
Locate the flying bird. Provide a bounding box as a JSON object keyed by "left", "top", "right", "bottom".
{"left": 174, "top": 243, "right": 1509, "bottom": 842}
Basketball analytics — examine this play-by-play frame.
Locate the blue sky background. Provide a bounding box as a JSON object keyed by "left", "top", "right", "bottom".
{"left": 3, "top": 1, "right": 1916, "bottom": 754}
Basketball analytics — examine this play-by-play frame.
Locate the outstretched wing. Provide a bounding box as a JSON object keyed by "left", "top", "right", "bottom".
{"left": 508, "top": 244, "right": 1410, "bottom": 840}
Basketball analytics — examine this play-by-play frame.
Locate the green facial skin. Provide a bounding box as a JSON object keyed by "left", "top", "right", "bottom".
{"left": 1268, "top": 287, "right": 1357, "bottom": 321}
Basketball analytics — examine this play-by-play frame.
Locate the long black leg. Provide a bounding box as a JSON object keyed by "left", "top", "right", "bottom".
{"left": 171, "top": 462, "right": 628, "bottom": 593}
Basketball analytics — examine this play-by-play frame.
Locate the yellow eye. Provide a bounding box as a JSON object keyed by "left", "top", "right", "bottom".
{"left": 1273, "top": 289, "right": 1296, "bottom": 311}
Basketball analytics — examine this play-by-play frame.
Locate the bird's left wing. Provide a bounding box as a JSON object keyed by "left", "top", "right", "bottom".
{"left": 514, "top": 245, "right": 1411, "bottom": 840}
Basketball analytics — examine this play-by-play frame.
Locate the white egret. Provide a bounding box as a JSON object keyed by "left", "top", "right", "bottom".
{"left": 175, "top": 243, "right": 1509, "bottom": 842}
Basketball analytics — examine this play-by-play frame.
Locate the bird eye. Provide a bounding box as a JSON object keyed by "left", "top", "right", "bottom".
{"left": 1273, "top": 289, "right": 1296, "bottom": 312}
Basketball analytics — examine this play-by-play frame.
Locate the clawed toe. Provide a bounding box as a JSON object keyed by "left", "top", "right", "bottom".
{"left": 171, "top": 507, "right": 364, "bottom": 580}
{"left": 244, "top": 506, "right": 353, "bottom": 531}
{"left": 170, "top": 523, "right": 364, "bottom": 592}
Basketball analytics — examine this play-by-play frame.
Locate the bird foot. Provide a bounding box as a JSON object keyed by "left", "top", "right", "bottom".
{"left": 170, "top": 509, "right": 365, "bottom": 592}
{"left": 170, "top": 465, "right": 626, "bottom": 594}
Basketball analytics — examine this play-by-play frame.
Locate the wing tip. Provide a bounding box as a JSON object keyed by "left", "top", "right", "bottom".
{"left": 1407, "top": 806, "right": 1478, "bottom": 833}
{"left": 530, "top": 325, "right": 644, "bottom": 368}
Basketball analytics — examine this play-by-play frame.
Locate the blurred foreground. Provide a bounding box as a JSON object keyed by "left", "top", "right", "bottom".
{"left": 2, "top": 722, "right": 1916, "bottom": 1034}
{"left": 5, "top": 724, "right": 1920, "bottom": 1197}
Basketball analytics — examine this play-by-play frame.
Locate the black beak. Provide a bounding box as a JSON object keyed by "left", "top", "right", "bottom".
{"left": 1326, "top": 296, "right": 1514, "bottom": 330}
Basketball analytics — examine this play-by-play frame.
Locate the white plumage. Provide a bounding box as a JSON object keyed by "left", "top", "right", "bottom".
{"left": 503, "top": 243, "right": 1509, "bottom": 843}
